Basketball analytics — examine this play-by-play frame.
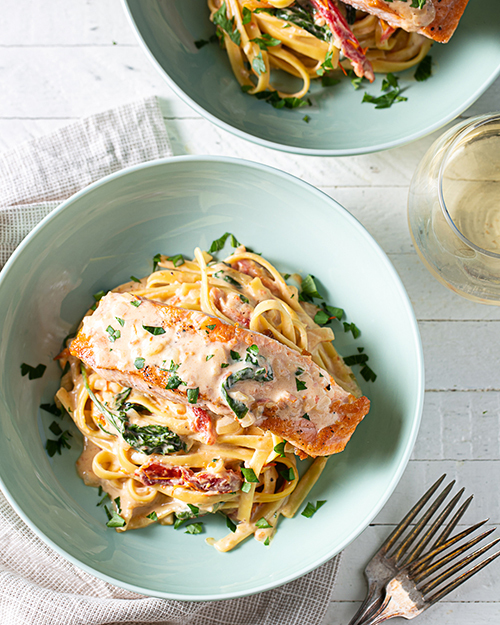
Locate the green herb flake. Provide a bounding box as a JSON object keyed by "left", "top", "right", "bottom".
{"left": 230, "top": 350, "right": 241, "bottom": 361}
{"left": 224, "top": 274, "right": 241, "bottom": 288}
{"left": 225, "top": 515, "right": 237, "bottom": 533}
{"left": 114, "top": 497, "right": 122, "bottom": 513}
{"left": 295, "top": 367, "right": 304, "bottom": 376}
{"left": 188, "top": 503, "right": 200, "bottom": 515}
{"left": 255, "top": 517, "right": 272, "bottom": 529}
{"left": 316, "top": 50, "right": 334, "bottom": 76}
{"left": 209, "top": 232, "right": 231, "bottom": 253}
{"left": 106, "top": 326, "right": 121, "bottom": 342}
{"left": 206, "top": 324, "right": 216, "bottom": 331}
{"left": 40, "top": 403, "right": 62, "bottom": 417}
{"left": 185, "top": 522, "right": 203, "bottom": 534}
{"left": 241, "top": 481, "right": 252, "bottom": 493}
{"left": 194, "top": 38, "right": 210, "bottom": 49}
{"left": 45, "top": 429, "right": 72, "bottom": 457}
{"left": 241, "top": 467, "right": 259, "bottom": 483}
{"left": 221, "top": 363, "right": 229, "bottom": 368}
{"left": 49, "top": 421, "right": 62, "bottom": 436}
{"left": 130, "top": 275, "right": 141, "bottom": 283}
{"left": 303, "top": 115, "right": 310, "bottom": 123}
{"left": 362, "top": 73, "right": 407, "bottom": 109}
{"left": 143, "top": 325, "right": 166, "bottom": 336}
{"left": 130, "top": 300, "right": 141, "bottom": 307}
{"left": 206, "top": 354, "right": 214, "bottom": 361}
{"left": 93, "top": 290, "right": 106, "bottom": 302}
{"left": 152, "top": 253, "right": 162, "bottom": 272}
{"left": 343, "top": 322, "right": 361, "bottom": 339}
{"left": 274, "top": 441, "right": 286, "bottom": 457}
{"left": 20, "top": 363, "right": 47, "bottom": 380}
{"left": 239, "top": 294, "right": 250, "bottom": 304}
{"left": 299, "top": 274, "right": 322, "bottom": 302}
{"left": 360, "top": 365, "right": 377, "bottom": 382}
{"left": 241, "top": 84, "right": 253, "bottom": 93}
{"left": 264, "top": 536, "right": 270, "bottom": 546}
{"left": 147, "top": 511, "right": 158, "bottom": 521}
{"left": 96, "top": 493, "right": 109, "bottom": 507}
{"left": 296, "top": 379, "right": 307, "bottom": 392}
{"left": 242, "top": 6, "right": 252, "bottom": 24}
{"left": 187, "top": 387, "right": 199, "bottom": 404}
{"left": 321, "top": 74, "right": 341, "bottom": 88}
{"left": 251, "top": 33, "right": 281, "bottom": 50}
{"left": 106, "top": 512, "right": 126, "bottom": 528}
{"left": 115, "top": 317, "right": 125, "bottom": 327}
{"left": 414, "top": 54, "right": 432, "bottom": 82}
{"left": 247, "top": 344, "right": 259, "bottom": 355}
{"left": 213, "top": 1, "right": 241, "bottom": 46}
{"left": 168, "top": 254, "right": 185, "bottom": 267}
{"left": 280, "top": 467, "right": 295, "bottom": 482}
{"left": 302, "top": 413, "right": 310, "bottom": 421}
{"left": 301, "top": 500, "right": 326, "bottom": 518}
{"left": 252, "top": 51, "right": 266, "bottom": 76}
{"left": 134, "top": 357, "right": 146, "bottom": 370}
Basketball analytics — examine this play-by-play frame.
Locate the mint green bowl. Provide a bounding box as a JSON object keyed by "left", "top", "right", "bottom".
{"left": 121, "top": 0, "right": 500, "bottom": 156}
{"left": 0, "top": 157, "right": 423, "bottom": 600}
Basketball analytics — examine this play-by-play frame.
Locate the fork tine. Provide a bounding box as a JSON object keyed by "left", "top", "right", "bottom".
{"left": 391, "top": 479, "right": 455, "bottom": 563}
{"left": 426, "top": 548, "right": 500, "bottom": 605}
{"left": 411, "top": 528, "right": 496, "bottom": 584}
{"left": 378, "top": 474, "right": 446, "bottom": 555}
{"left": 400, "top": 487, "right": 465, "bottom": 566}
{"left": 430, "top": 494, "right": 474, "bottom": 551}
{"left": 420, "top": 537, "right": 500, "bottom": 595}
{"left": 409, "top": 519, "right": 489, "bottom": 573}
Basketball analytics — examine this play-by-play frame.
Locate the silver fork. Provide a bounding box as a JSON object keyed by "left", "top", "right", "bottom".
{"left": 348, "top": 475, "right": 500, "bottom": 625}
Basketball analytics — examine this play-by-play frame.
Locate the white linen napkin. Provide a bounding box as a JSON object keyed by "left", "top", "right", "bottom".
{"left": 0, "top": 96, "right": 341, "bottom": 625}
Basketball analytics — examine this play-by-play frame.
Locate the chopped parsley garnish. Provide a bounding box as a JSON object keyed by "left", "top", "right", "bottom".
{"left": 301, "top": 500, "right": 326, "bottom": 518}
{"left": 188, "top": 503, "right": 200, "bottom": 515}
{"left": 242, "top": 5, "right": 252, "bottom": 24}
{"left": 206, "top": 324, "right": 216, "bottom": 331}
{"left": 130, "top": 275, "right": 141, "bottom": 283}
{"left": 143, "top": 325, "right": 166, "bottom": 335}
{"left": 314, "top": 304, "right": 344, "bottom": 326}
{"left": 221, "top": 363, "right": 229, "bottom": 368}
{"left": 152, "top": 253, "right": 161, "bottom": 272}
{"left": 251, "top": 33, "right": 281, "bottom": 50}
{"left": 166, "top": 373, "right": 184, "bottom": 390}
{"left": 130, "top": 300, "right": 141, "bottom": 307}
{"left": 241, "top": 481, "right": 252, "bottom": 493}
{"left": 230, "top": 350, "right": 241, "bottom": 361}
{"left": 316, "top": 50, "right": 334, "bottom": 76}
{"left": 303, "top": 115, "right": 310, "bottom": 123}
{"left": 187, "top": 387, "right": 199, "bottom": 404}
{"left": 93, "top": 290, "right": 106, "bottom": 301}
{"left": 106, "top": 325, "right": 121, "bottom": 342}
{"left": 185, "top": 522, "right": 203, "bottom": 534}
{"left": 208, "top": 232, "right": 241, "bottom": 253}
{"left": 147, "top": 511, "right": 158, "bottom": 521}
{"left": 255, "top": 517, "right": 272, "bottom": 529}
{"left": 206, "top": 354, "right": 214, "bottom": 361}
{"left": 343, "top": 322, "right": 361, "bottom": 339}
{"left": 21, "top": 363, "right": 46, "bottom": 380}
{"left": 264, "top": 537, "right": 270, "bottom": 546}
{"left": 299, "top": 274, "right": 322, "bottom": 302}
{"left": 252, "top": 52, "right": 266, "bottom": 76}
{"left": 363, "top": 73, "right": 407, "bottom": 109}
{"left": 360, "top": 364, "right": 377, "bottom": 382}
{"left": 134, "top": 357, "right": 145, "bottom": 369}
{"left": 106, "top": 510, "right": 126, "bottom": 528}
{"left": 279, "top": 467, "right": 295, "bottom": 481}
{"left": 213, "top": 1, "right": 241, "bottom": 46}
{"left": 239, "top": 294, "right": 249, "bottom": 304}
{"left": 295, "top": 367, "right": 304, "bottom": 376}
{"left": 225, "top": 515, "right": 237, "bottom": 533}
{"left": 411, "top": 0, "right": 427, "bottom": 8}
{"left": 40, "top": 403, "right": 61, "bottom": 417}
{"left": 343, "top": 353, "right": 369, "bottom": 366}
{"left": 224, "top": 275, "right": 241, "bottom": 288}
{"left": 97, "top": 493, "right": 109, "bottom": 507}
{"left": 115, "top": 317, "right": 125, "bottom": 327}
{"left": 302, "top": 413, "right": 310, "bottom": 421}
{"left": 296, "top": 379, "right": 307, "bottom": 392}
{"left": 45, "top": 427, "right": 72, "bottom": 457}
{"left": 415, "top": 55, "right": 432, "bottom": 82}
{"left": 274, "top": 441, "right": 286, "bottom": 457}
{"left": 114, "top": 497, "right": 122, "bottom": 513}
{"left": 254, "top": 90, "right": 311, "bottom": 110}
{"left": 168, "top": 254, "right": 185, "bottom": 267}
{"left": 241, "top": 467, "right": 259, "bottom": 483}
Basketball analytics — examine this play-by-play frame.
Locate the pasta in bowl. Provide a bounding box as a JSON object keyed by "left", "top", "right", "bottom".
{"left": 58, "top": 243, "right": 370, "bottom": 551}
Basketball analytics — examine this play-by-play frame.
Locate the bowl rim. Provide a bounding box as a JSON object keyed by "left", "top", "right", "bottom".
{"left": 120, "top": 0, "right": 500, "bottom": 157}
{"left": 0, "top": 155, "right": 425, "bottom": 600}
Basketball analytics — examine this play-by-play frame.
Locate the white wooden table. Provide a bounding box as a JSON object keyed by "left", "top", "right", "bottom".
{"left": 2, "top": 1, "right": 500, "bottom": 622}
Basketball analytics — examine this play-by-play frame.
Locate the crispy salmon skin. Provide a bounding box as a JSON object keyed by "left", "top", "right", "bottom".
{"left": 70, "top": 292, "right": 370, "bottom": 457}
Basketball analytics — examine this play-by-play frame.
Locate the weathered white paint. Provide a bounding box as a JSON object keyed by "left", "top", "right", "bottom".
{"left": 2, "top": 0, "right": 500, "bottom": 621}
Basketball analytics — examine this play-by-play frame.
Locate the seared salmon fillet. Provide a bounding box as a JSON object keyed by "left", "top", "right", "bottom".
{"left": 340, "top": 0, "right": 470, "bottom": 43}
{"left": 70, "top": 292, "right": 370, "bottom": 457}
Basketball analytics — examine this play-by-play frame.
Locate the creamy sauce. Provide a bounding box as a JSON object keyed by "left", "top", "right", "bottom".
{"left": 74, "top": 292, "right": 353, "bottom": 433}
